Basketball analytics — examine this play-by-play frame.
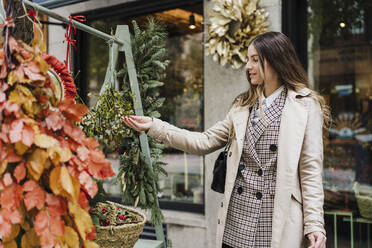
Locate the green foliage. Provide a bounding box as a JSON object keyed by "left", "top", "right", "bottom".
{"left": 116, "top": 19, "right": 169, "bottom": 226}
{"left": 80, "top": 88, "right": 133, "bottom": 154}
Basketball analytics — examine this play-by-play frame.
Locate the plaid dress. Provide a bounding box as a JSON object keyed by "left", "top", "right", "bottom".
{"left": 222, "top": 89, "right": 287, "bottom": 248}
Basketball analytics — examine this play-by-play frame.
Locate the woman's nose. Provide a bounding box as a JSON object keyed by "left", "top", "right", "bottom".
{"left": 245, "top": 62, "right": 252, "bottom": 70}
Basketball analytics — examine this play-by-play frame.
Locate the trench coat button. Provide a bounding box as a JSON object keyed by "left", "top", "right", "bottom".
{"left": 238, "top": 164, "right": 245, "bottom": 171}
{"left": 257, "top": 169, "right": 263, "bottom": 176}
{"left": 221, "top": 202, "right": 223, "bottom": 208}
{"left": 237, "top": 187, "right": 243, "bottom": 195}
{"left": 270, "top": 144, "right": 277, "bottom": 152}
{"left": 229, "top": 151, "right": 232, "bottom": 157}
{"left": 218, "top": 219, "right": 221, "bottom": 224}
{"left": 256, "top": 192, "right": 263, "bottom": 200}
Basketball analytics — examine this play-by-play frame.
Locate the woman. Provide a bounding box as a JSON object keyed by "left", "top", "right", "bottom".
{"left": 123, "top": 32, "right": 329, "bottom": 248}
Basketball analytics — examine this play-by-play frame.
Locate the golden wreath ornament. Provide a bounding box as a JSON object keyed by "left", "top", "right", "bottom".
{"left": 206, "top": 0, "right": 269, "bottom": 69}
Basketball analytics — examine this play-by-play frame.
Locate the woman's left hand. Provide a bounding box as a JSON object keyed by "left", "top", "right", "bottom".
{"left": 307, "top": 231, "right": 326, "bottom": 248}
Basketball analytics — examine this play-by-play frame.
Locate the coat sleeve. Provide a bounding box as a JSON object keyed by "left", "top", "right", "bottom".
{"left": 299, "top": 98, "right": 326, "bottom": 236}
{"left": 146, "top": 108, "right": 234, "bottom": 155}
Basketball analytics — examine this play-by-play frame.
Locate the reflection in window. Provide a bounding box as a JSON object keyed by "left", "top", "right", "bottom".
{"left": 308, "top": 0, "right": 372, "bottom": 214}
{"left": 81, "top": 4, "right": 204, "bottom": 208}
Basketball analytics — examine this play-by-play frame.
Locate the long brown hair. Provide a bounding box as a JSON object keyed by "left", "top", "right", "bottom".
{"left": 233, "top": 31, "right": 331, "bottom": 141}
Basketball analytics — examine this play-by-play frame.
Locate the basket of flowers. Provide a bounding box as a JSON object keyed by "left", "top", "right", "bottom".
{"left": 91, "top": 201, "right": 146, "bottom": 248}
{"left": 354, "top": 182, "right": 372, "bottom": 219}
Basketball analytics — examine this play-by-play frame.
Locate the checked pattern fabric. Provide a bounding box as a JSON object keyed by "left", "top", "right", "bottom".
{"left": 222, "top": 89, "right": 287, "bottom": 248}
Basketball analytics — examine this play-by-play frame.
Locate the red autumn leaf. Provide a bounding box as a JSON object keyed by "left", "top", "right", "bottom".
{"left": 89, "top": 149, "right": 105, "bottom": 163}
{"left": 0, "top": 91, "right": 5, "bottom": 103}
{"left": 66, "top": 137, "right": 80, "bottom": 153}
{"left": 77, "top": 146, "right": 90, "bottom": 162}
{"left": 0, "top": 184, "right": 23, "bottom": 210}
{"left": 5, "top": 150, "right": 22, "bottom": 163}
{"left": 63, "top": 121, "right": 85, "bottom": 144}
{"left": 34, "top": 210, "right": 48, "bottom": 235}
{"left": 78, "top": 191, "right": 89, "bottom": 211}
{"left": 3, "top": 173, "right": 13, "bottom": 187}
{"left": 22, "top": 124, "right": 34, "bottom": 147}
{"left": 78, "top": 171, "right": 98, "bottom": 198}
{"left": 40, "top": 229, "right": 57, "bottom": 248}
{"left": 88, "top": 161, "right": 115, "bottom": 180}
{"left": 50, "top": 214, "right": 64, "bottom": 236}
{"left": 22, "top": 180, "right": 38, "bottom": 192}
{"left": 0, "top": 214, "right": 12, "bottom": 238}
{"left": 3, "top": 101, "right": 20, "bottom": 117}
{"left": 24, "top": 186, "right": 46, "bottom": 211}
{"left": 45, "top": 110, "right": 64, "bottom": 131}
{"left": 23, "top": 61, "right": 45, "bottom": 81}
{"left": 58, "top": 99, "right": 88, "bottom": 122}
{"left": 83, "top": 137, "right": 99, "bottom": 150}
{"left": 1, "top": 208, "right": 23, "bottom": 224}
{"left": 46, "top": 194, "right": 66, "bottom": 217}
{"left": 14, "top": 163, "right": 26, "bottom": 183}
{"left": 9, "top": 119, "right": 23, "bottom": 143}
{"left": 0, "top": 52, "right": 7, "bottom": 79}
{"left": 86, "top": 226, "right": 96, "bottom": 241}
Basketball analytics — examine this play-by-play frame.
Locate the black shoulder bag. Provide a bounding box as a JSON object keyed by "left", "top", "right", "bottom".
{"left": 211, "top": 136, "right": 231, "bottom": 194}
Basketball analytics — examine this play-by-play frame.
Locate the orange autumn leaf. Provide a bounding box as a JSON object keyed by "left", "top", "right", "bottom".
{"left": 68, "top": 201, "right": 93, "bottom": 240}
{"left": 1, "top": 209, "right": 23, "bottom": 225}
{"left": 47, "top": 145, "right": 71, "bottom": 166}
{"left": 46, "top": 194, "right": 66, "bottom": 217}
{"left": 24, "top": 185, "right": 46, "bottom": 211}
{"left": 83, "top": 240, "right": 99, "bottom": 248}
{"left": 61, "top": 226, "right": 79, "bottom": 248}
{"left": 21, "top": 228, "right": 40, "bottom": 248}
{"left": 14, "top": 163, "right": 26, "bottom": 183}
{"left": 2, "top": 224, "right": 19, "bottom": 242}
{"left": 34, "top": 133, "right": 58, "bottom": 149}
{"left": 50, "top": 166, "right": 80, "bottom": 203}
{"left": 26, "top": 148, "right": 48, "bottom": 180}
{"left": 34, "top": 210, "right": 48, "bottom": 235}
{"left": 2, "top": 240, "right": 17, "bottom": 248}
{"left": 63, "top": 121, "right": 85, "bottom": 144}
{"left": 77, "top": 146, "right": 89, "bottom": 162}
{"left": 50, "top": 215, "right": 64, "bottom": 236}
{"left": 5, "top": 150, "right": 22, "bottom": 163}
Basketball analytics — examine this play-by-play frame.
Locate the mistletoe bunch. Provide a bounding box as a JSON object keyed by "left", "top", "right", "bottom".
{"left": 0, "top": 22, "right": 114, "bottom": 248}
{"left": 117, "top": 20, "right": 169, "bottom": 225}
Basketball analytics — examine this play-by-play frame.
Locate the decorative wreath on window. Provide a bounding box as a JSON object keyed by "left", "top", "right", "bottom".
{"left": 205, "top": 0, "right": 269, "bottom": 69}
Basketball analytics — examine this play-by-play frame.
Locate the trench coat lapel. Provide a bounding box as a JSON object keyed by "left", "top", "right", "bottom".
{"left": 271, "top": 90, "right": 309, "bottom": 248}
{"left": 231, "top": 106, "right": 250, "bottom": 154}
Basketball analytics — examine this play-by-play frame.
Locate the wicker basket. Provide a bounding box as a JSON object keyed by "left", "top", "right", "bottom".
{"left": 94, "top": 201, "right": 146, "bottom": 248}
{"left": 354, "top": 182, "right": 372, "bottom": 219}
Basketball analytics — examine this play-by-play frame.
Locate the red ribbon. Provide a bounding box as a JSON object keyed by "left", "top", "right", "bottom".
{"left": 64, "top": 15, "right": 86, "bottom": 72}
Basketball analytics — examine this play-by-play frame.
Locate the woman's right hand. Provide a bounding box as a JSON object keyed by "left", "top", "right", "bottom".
{"left": 122, "top": 115, "right": 153, "bottom": 132}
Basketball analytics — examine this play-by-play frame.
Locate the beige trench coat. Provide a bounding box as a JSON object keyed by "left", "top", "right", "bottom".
{"left": 148, "top": 87, "right": 326, "bottom": 248}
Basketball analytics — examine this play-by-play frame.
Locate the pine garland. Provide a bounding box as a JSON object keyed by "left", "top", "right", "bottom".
{"left": 116, "top": 20, "right": 169, "bottom": 225}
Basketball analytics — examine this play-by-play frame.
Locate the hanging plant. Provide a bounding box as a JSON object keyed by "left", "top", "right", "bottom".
{"left": 205, "top": 0, "right": 269, "bottom": 69}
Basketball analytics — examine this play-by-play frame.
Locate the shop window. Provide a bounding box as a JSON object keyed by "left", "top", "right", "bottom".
{"left": 77, "top": 1, "right": 204, "bottom": 212}
{"left": 307, "top": 0, "right": 372, "bottom": 246}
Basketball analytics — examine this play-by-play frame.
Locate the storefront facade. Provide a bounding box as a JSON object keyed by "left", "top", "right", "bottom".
{"left": 46, "top": 0, "right": 371, "bottom": 247}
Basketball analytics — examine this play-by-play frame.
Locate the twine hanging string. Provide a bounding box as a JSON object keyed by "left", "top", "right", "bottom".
{"left": 64, "top": 15, "right": 86, "bottom": 72}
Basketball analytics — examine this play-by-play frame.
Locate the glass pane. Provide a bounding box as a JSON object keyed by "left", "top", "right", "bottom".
{"left": 82, "top": 5, "right": 204, "bottom": 206}
{"left": 308, "top": 0, "right": 372, "bottom": 215}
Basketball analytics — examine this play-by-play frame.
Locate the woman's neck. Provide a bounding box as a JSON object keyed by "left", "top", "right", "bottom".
{"left": 263, "top": 79, "right": 282, "bottom": 98}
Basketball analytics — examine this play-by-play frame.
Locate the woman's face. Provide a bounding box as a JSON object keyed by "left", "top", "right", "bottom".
{"left": 245, "top": 45, "right": 264, "bottom": 85}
